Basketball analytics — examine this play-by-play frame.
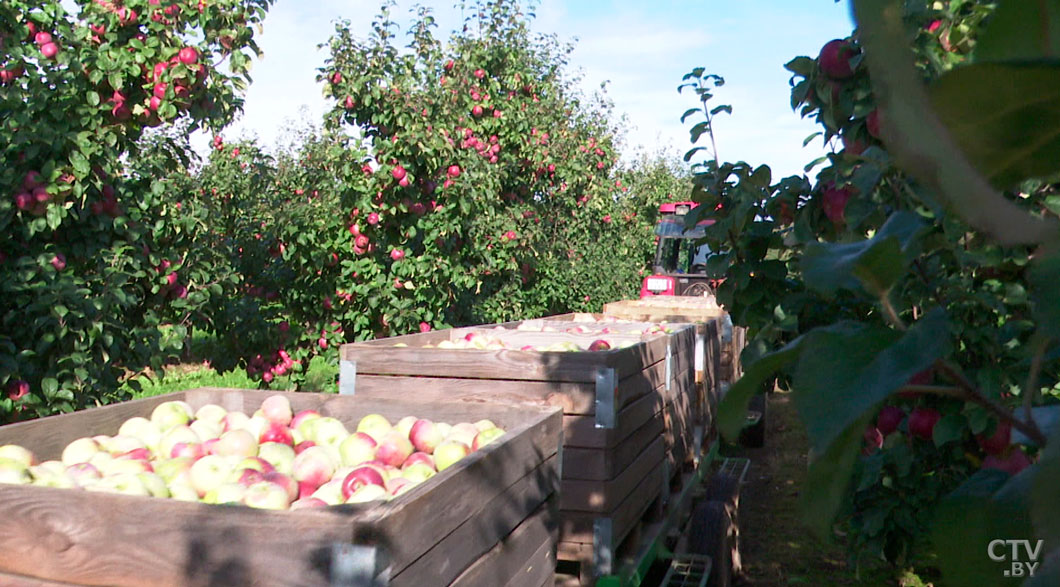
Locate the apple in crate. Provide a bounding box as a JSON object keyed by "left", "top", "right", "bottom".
{"left": 346, "top": 483, "right": 388, "bottom": 504}
{"left": 290, "top": 497, "right": 328, "bottom": 510}
{"left": 403, "top": 451, "right": 434, "bottom": 469}
{"left": 190, "top": 418, "right": 224, "bottom": 442}
{"left": 263, "top": 471, "right": 298, "bottom": 502}
{"left": 291, "top": 409, "right": 321, "bottom": 433}
{"left": 229, "top": 467, "right": 266, "bottom": 488}
{"left": 446, "top": 422, "right": 479, "bottom": 448}
{"left": 472, "top": 427, "right": 506, "bottom": 451}
{"left": 395, "top": 415, "right": 418, "bottom": 438}
{"left": 170, "top": 441, "right": 207, "bottom": 460}
{"left": 356, "top": 414, "right": 392, "bottom": 443}
{"left": 375, "top": 431, "right": 413, "bottom": 467}
{"left": 204, "top": 482, "right": 249, "bottom": 505}
{"left": 151, "top": 400, "right": 193, "bottom": 432}
{"left": 311, "top": 478, "right": 347, "bottom": 506}
{"left": 402, "top": 462, "right": 436, "bottom": 484}
{"left": 66, "top": 462, "right": 102, "bottom": 487}
{"left": 154, "top": 457, "right": 194, "bottom": 485}
{"left": 339, "top": 432, "right": 377, "bottom": 467}
{"left": 293, "top": 445, "right": 337, "bottom": 488}
{"left": 260, "top": 394, "right": 294, "bottom": 426}
{"left": 341, "top": 465, "right": 387, "bottom": 499}
{"left": 215, "top": 429, "right": 258, "bottom": 458}
{"left": 258, "top": 442, "right": 296, "bottom": 476}
{"left": 409, "top": 419, "right": 444, "bottom": 453}
{"left": 0, "top": 458, "right": 32, "bottom": 485}
{"left": 309, "top": 417, "right": 350, "bottom": 448}
{"left": 244, "top": 480, "right": 292, "bottom": 510}
{"left": 189, "top": 454, "right": 235, "bottom": 497}
{"left": 434, "top": 441, "right": 471, "bottom": 472}
{"left": 62, "top": 437, "right": 103, "bottom": 466}
{"left": 259, "top": 422, "right": 294, "bottom": 446}
{"left": 117, "top": 417, "right": 163, "bottom": 451}
{"left": 195, "top": 403, "right": 229, "bottom": 425}
{"left": 588, "top": 339, "right": 611, "bottom": 352}
{"left": 0, "top": 444, "right": 36, "bottom": 467}
{"left": 169, "top": 482, "right": 201, "bottom": 502}
{"left": 139, "top": 472, "right": 171, "bottom": 498}
{"left": 222, "top": 411, "right": 251, "bottom": 433}
{"left": 88, "top": 472, "right": 150, "bottom": 496}
{"left": 159, "top": 425, "right": 201, "bottom": 459}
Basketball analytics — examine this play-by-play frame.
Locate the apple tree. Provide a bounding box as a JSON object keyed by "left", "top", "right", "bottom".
{"left": 0, "top": 0, "right": 275, "bottom": 422}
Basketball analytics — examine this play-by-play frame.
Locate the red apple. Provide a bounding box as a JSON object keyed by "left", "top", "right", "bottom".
{"left": 341, "top": 465, "right": 386, "bottom": 499}
{"left": 262, "top": 471, "right": 298, "bottom": 502}
{"left": 818, "top": 39, "right": 857, "bottom": 79}
{"left": 876, "top": 406, "right": 905, "bottom": 437}
{"left": 977, "top": 420, "right": 1012, "bottom": 456}
{"left": 908, "top": 407, "right": 941, "bottom": 441}
{"left": 259, "top": 422, "right": 294, "bottom": 446}
{"left": 982, "top": 447, "right": 1031, "bottom": 476}
{"left": 40, "top": 42, "right": 59, "bottom": 60}
{"left": 447, "top": 165, "right": 461, "bottom": 178}
{"left": 374, "top": 431, "right": 413, "bottom": 468}
{"left": 391, "top": 165, "right": 407, "bottom": 181}
{"left": 588, "top": 339, "right": 610, "bottom": 352}
{"left": 178, "top": 46, "right": 199, "bottom": 65}
{"left": 866, "top": 108, "right": 882, "bottom": 139}
{"left": 409, "top": 420, "right": 444, "bottom": 454}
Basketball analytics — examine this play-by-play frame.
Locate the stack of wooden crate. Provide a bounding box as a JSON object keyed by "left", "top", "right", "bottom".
{"left": 338, "top": 320, "right": 698, "bottom": 580}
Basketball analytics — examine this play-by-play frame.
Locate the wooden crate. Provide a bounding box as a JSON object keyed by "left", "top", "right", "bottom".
{"left": 0, "top": 388, "right": 562, "bottom": 587}
{"left": 339, "top": 322, "right": 698, "bottom": 579}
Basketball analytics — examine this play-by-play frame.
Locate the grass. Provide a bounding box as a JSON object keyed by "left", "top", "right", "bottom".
{"left": 723, "top": 391, "right": 939, "bottom": 586}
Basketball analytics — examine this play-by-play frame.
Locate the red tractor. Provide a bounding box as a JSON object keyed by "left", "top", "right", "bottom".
{"left": 640, "top": 201, "right": 719, "bottom": 298}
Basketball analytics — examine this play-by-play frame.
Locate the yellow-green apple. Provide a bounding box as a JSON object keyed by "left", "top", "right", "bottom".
{"left": 190, "top": 454, "right": 235, "bottom": 497}
{"left": 87, "top": 450, "right": 114, "bottom": 471}
{"left": 409, "top": 419, "right": 444, "bottom": 453}
{"left": 168, "top": 481, "right": 200, "bottom": 502}
{"left": 341, "top": 465, "right": 387, "bottom": 499}
{"left": 0, "top": 458, "right": 32, "bottom": 484}
{"left": 402, "top": 451, "right": 434, "bottom": 469}
{"left": 32, "top": 467, "right": 76, "bottom": 488}
{"left": 472, "top": 427, "right": 506, "bottom": 451}
{"left": 222, "top": 411, "right": 251, "bottom": 432}
{"left": 154, "top": 456, "right": 194, "bottom": 485}
{"left": 216, "top": 429, "right": 258, "bottom": 458}
{"left": 62, "top": 437, "right": 103, "bottom": 466}
{"left": 194, "top": 403, "right": 229, "bottom": 424}
{"left": 387, "top": 477, "right": 416, "bottom": 498}
{"left": 259, "top": 422, "right": 294, "bottom": 446}
{"left": 375, "top": 431, "right": 414, "bottom": 467}
{"left": 203, "top": 482, "right": 248, "bottom": 505}
{"left": 150, "top": 400, "right": 194, "bottom": 432}
{"left": 0, "top": 444, "right": 36, "bottom": 467}
{"left": 339, "top": 432, "right": 377, "bottom": 467}
{"left": 260, "top": 395, "right": 294, "bottom": 425}
{"left": 263, "top": 471, "right": 298, "bottom": 502}
{"left": 65, "top": 462, "right": 102, "bottom": 487}
{"left": 88, "top": 472, "right": 150, "bottom": 496}
{"left": 356, "top": 414, "right": 392, "bottom": 443}
{"left": 311, "top": 478, "right": 347, "bottom": 505}
{"left": 118, "top": 417, "right": 163, "bottom": 451}
{"left": 290, "top": 497, "right": 328, "bottom": 510}
{"left": 394, "top": 415, "right": 418, "bottom": 438}
{"left": 103, "top": 434, "right": 147, "bottom": 455}
{"left": 473, "top": 419, "right": 498, "bottom": 432}
{"left": 309, "top": 417, "right": 350, "bottom": 448}
{"left": 346, "top": 483, "right": 387, "bottom": 504}
{"left": 292, "top": 445, "right": 337, "bottom": 488}
{"left": 244, "top": 480, "right": 292, "bottom": 510}
{"left": 138, "top": 472, "right": 170, "bottom": 498}
{"left": 291, "top": 409, "right": 321, "bottom": 433}
{"left": 434, "top": 440, "right": 470, "bottom": 471}
{"left": 243, "top": 415, "right": 271, "bottom": 441}
{"left": 31, "top": 460, "right": 67, "bottom": 478}
{"left": 190, "top": 418, "right": 224, "bottom": 441}
{"left": 258, "top": 442, "right": 296, "bottom": 476}
{"left": 401, "top": 462, "right": 436, "bottom": 484}
{"left": 159, "top": 425, "right": 201, "bottom": 458}
{"left": 435, "top": 422, "right": 453, "bottom": 439}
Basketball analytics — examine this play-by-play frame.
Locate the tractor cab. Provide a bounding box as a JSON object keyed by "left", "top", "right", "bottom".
{"left": 640, "top": 202, "right": 718, "bottom": 298}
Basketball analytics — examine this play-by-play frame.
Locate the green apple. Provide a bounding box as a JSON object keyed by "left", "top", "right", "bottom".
{"left": 0, "top": 457, "right": 32, "bottom": 485}
{"left": 433, "top": 441, "right": 470, "bottom": 472}
{"left": 355, "top": 414, "right": 391, "bottom": 444}
{"left": 117, "top": 417, "right": 163, "bottom": 452}
{"left": 62, "top": 437, "right": 103, "bottom": 466}
{"left": 0, "top": 444, "right": 36, "bottom": 467}
{"left": 203, "top": 482, "right": 248, "bottom": 505}
{"left": 150, "top": 400, "right": 194, "bottom": 432}
{"left": 194, "top": 403, "right": 229, "bottom": 425}
{"left": 138, "top": 472, "right": 171, "bottom": 498}
{"left": 87, "top": 472, "right": 150, "bottom": 496}
{"left": 258, "top": 442, "right": 296, "bottom": 476}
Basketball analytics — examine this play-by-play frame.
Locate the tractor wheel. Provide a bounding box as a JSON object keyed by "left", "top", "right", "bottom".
{"left": 683, "top": 281, "right": 714, "bottom": 298}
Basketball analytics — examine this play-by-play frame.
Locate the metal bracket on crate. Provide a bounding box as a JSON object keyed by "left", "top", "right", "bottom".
{"left": 594, "top": 367, "right": 617, "bottom": 429}
{"left": 665, "top": 342, "right": 673, "bottom": 394}
{"left": 330, "top": 543, "right": 389, "bottom": 586}
{"left": 339, "top": 360, "right": 357, "bottom": 396}
{"left": 593, "top": 517, "right": 615, "bottom": 578}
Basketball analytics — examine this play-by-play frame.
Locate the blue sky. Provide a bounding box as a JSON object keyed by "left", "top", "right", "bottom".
{"left": 204, "top": 1, "right": 856, "bottom": 180}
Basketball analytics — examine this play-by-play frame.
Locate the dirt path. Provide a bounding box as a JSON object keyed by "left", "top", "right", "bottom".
{"left": 723, "top": 391, "right": 925, "bottom": 586}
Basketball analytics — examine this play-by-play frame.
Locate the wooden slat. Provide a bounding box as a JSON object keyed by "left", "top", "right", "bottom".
{"left": 557, "top": 459, "right": 666, "bottom": 545}
{"left": 390, "top": 456, "right": 558, "bottom": 587}
{"left": 561, "top": 408, "right": 665, "bottom": 482}
{"left": 449, "top": 497, "right": 558, "bottom": 587}
{"left": 559, "top": 436, "right": 665, "bottom": 513}
{"left": 562, "top": 392, "right": 662, "bottom": 450}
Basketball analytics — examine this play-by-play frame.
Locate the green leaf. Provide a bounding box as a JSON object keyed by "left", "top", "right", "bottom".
{"left": 801, "top": 211, "right": 927, "bottom": 298}
{"left": 933, "top": 412, "right": 966, "bottom": 446}
{"left": 41, "top": 377, "right": 58, "bottom": 398}
{"left": 930, "top": 64, "right": 1060, "bottom": 189}
{"left": 852, "top": 0, "right": 1059, "bottom": 245}
{"left": 1029, "top": 251, "right": 1060, "bottom": 339}
{"left": 784, "top": 56, "right": 817, "bottom": 77}
{"left": 799, "top": 413, "right": 873, "bottom": 538}
{"left": 680, "top": 108, "right": 702, "bottom": 124}
{"left": 933, "top": 468, "right": 1037, "bottom": 587}
{"left": 87, "top": 91, "right": 100, "bottom": 107}
{"left": 975, "top": 0, "right": 1060, "bottom": 63}
{"left": 794, "top": 309, "right": 950, "bottom": 455}
{"left": 717, "top": 337, "right": 803, "bottom": 442}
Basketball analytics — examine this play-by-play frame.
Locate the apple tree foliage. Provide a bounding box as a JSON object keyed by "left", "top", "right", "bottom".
{"left": 166, "top": 0, "right": 679, "bottom": 387}
{"left": 694, "top": 0, "right": 1060, "bottom": 581}
{"left": 0, "top": 0, "right": 275, "bottom": 423}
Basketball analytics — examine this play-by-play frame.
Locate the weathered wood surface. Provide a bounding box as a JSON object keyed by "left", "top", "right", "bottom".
{"left": 559, "top": 436, "right": 664, "bottom": 513}
{"left": 0, "top": 389, "right": 562, "bottom": 587}
{"left": 449, "top": 497, "right": 558, "bottom": 587}
{"left": 557, "top": 458, "right": 666, "bottom": 546}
